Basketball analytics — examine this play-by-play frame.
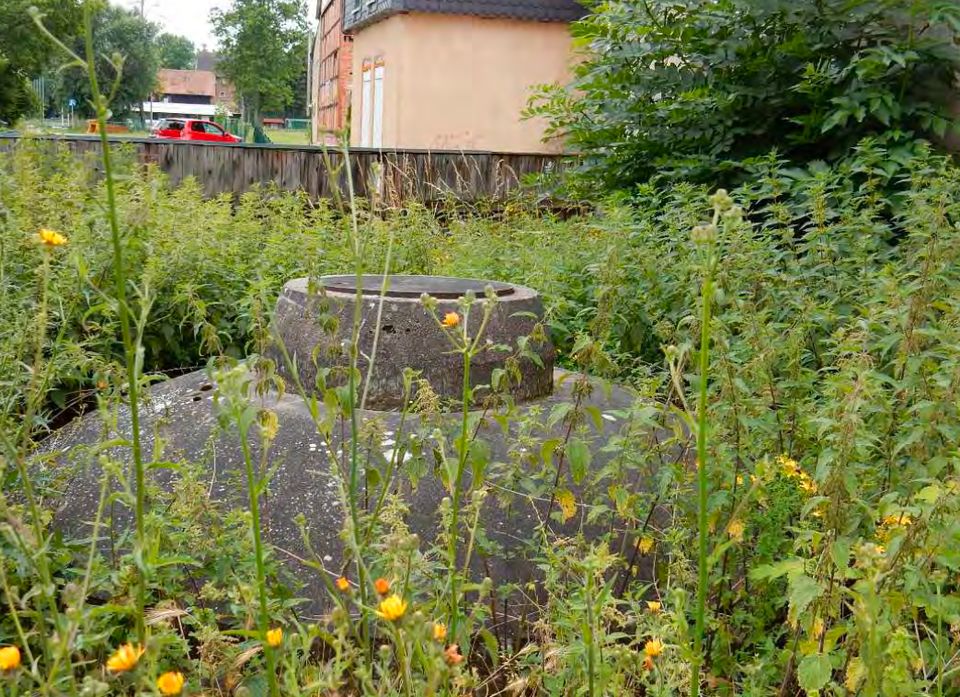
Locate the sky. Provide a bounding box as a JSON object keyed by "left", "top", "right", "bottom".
{"left": 111, "top": 0, "right": 316, "bottom": 52}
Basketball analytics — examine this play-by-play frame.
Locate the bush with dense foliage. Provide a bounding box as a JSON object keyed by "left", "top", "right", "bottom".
{"left": 3, "top": 136, "right": 960, "bottom": 695}
{"left": 528, "top": 0, "right": 960, "bottom": 191}
{"left": 0, "top": 0, "right": 82, "bottom": 124}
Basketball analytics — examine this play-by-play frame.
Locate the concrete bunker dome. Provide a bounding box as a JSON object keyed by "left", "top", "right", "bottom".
{"left": 45, "top": 274, "right": 671, "bottom": 611}
{"left": 271, "top": 274, "right": 556, "bottom": 409}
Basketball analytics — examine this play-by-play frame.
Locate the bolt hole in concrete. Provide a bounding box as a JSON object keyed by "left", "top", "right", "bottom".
{"left": 381, "top": 324, "right": 396, "bottom": 334}
{"left": 199, "top": 383, "right": 213, "bottom": 391}
{"left": 192, "top": 395, "right": 202, "bottom": 402}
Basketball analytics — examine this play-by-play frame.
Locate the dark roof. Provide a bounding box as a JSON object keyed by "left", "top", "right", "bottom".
{"left": 343, "top": 0, "right": 585, "bottom": 32}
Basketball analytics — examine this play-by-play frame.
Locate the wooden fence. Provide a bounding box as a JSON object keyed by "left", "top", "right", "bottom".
{"left": 0, "top": 134, "right": 569, "bottom": 204}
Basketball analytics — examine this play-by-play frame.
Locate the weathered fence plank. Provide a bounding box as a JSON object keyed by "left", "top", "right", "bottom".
{"left": 0, "top": 134, "right": 568, "bottom": 204}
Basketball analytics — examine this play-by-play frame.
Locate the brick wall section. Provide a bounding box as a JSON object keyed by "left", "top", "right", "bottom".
{"left": 337, "top": 36, "right": 353, "bottom": 136}
{"left": 312, "top": 0, "right": 353, "bottom": 144}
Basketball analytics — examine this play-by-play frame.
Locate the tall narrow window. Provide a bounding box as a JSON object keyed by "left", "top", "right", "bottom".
{"left": 360, "top": 61, "right": 372, "bottom": 146}
{"left": 372, "top": 60, "right": 384, "bottom": 148}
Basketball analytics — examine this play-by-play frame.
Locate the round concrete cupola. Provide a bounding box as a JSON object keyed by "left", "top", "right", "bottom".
{"left": 45, "top": 274, "right": 653, "bottom": 612}
{"left": 270, "top": 274, "right": 556, "bottom": 410}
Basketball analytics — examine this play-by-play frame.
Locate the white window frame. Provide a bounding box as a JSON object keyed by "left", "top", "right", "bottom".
{"left": 372, "top": 62, "right": 384, "bottom": 148}
{"left": 360, "top": 62, "right": 372, "bottom": 147}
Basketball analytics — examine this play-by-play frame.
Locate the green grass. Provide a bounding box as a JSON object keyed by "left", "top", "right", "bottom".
{"left": 263, "top": 127, "right": 310, "bottom": 145}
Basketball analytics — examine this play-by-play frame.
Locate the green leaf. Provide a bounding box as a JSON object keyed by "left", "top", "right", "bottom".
{"left": 540, "top": 438, "right": 561, "bottom": 466}
{"left": 788, "top": 574, "right": 823, "bottom": 625}
{"left": 567, "top": 438, "right": 591, "bottom": 484}
{"left": 477, "top": 628, "right": 500, "bottom": 668}
{"left": 829, "top": 538, "right": 850, "bottom": 570}
{"left": 750, "top": 559, "right": 804, "bottom": 581}
{"left": 470, "top": 438, "right": 491, "bottom": 485}
{"left": 797, "top": 653, "right": 832, "bottom": 693}
{"left": 584, "top": 405, "right": 604, "bottom": 432}
{"left": 820, "top": 109, "right": 849, "bottom": 133}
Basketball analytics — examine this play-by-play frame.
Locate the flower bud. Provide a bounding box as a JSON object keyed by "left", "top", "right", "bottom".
{"left": 723, "top": 205, "right": 744, "bottom": 223}
{"left": 709, "top": 188, "right": 733, "bottom": 211}
{"left": 420, "top": 293, "right": 437, "bottom": 311}
{"left": 691, "top": 224, "right": 718, "bottom": 245}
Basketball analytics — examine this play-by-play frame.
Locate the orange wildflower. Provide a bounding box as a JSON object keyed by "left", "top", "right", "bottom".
{"left": 265, "top": 628, "right": 283, "bottom": 647}
{"left": 375, "top": 594, "right": 407, "bottom": 622}
{"left": 444, "top": 644, "right": 464, "bottom": 665}
{"left": 106, "top": 643, "right": 145, "bottom": 673}
{"left": 0, "top": 646, "right": 21, "bottom": 671}
{"left": 157, "top": 671, "right": 185, "bottom": 695}
{"left": 38, "top": 228, "right": 67, "bottom": 247}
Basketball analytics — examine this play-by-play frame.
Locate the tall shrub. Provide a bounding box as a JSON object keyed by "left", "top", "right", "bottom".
{"left": 529, "top": 0, "right": 960, "bottom": 191}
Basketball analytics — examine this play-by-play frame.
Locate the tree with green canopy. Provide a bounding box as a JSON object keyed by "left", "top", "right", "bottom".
{"left": 528, "top": 0, "right": 960, "bottom": 192}
{"left": 211, "top": 0, "right": 308, "bottom": 124}
{"left": 56, "top": 4, "right": 161, "bottom": 118}
{"left": 0, "top": 0, "right": 83, "bottom": 125}
{"left": 156, "top": 33, "right": 196, "bottom": 70}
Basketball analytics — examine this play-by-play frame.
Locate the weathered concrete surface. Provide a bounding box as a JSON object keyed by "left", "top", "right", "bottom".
{"left": 41, "top": 368, "right": 678, "bottom": 616}
{"left": 270, "top": 276, "right": 556, "bottom": 410}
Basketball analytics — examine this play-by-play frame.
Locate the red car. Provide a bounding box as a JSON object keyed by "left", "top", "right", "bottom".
{"left": 151, "top": 118, "right": 242, "bottom": 143}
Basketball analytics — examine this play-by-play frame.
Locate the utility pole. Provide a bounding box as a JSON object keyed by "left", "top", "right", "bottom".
{"left": 138, "top": 0, "right": 146, "bottom": 129}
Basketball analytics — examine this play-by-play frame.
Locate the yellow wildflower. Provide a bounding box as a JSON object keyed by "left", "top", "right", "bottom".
{"left": 106, "top": 643, "right": 145, "bottom": 673}
{"left": 157, "top": 671, "right": 185, "bottom": 695}
{"left": 798, "top": 475, "right": 817, "bottom": 494}
{"left": 441, "top": 312, "right": 460, "bottom": 328}
{"left": 882, "top": 513, "right": 912, "bottom": 527}
{"left": 374, "top": 577, "right": 391, "bottom": 595}
{"left": 336, "top": 576, "right": 350, "bottom": 592}
{"left": 646, "top": 600, "right": 662, "bottom": 613}
{"left": 557, "top": 490, "right": 576, "bottom": 522}
{"left": 727, "top": 519, "right": 745, "bottom": 542}
{"left": 777, "top": 454, "right": 799, "bottom": 477}
{"left": 0, "top": 645, "right": 21, "bottom": 671}
{"left": 433, "top": 622, "right": 447, "bottom": 641}
{"left": 637, "top": 535, "right": 654, "bottom": 555}
{"left": 644, "top": 639, "right": 664, "bottom": 658}
{"left": 376, "top": 594, "right": 407, "bottom": 622}
{"left": 38, "top": 228, "right": 67, "bottom": 247}
{"left": 265, "top": 628, "right": 283, "bottom": 648}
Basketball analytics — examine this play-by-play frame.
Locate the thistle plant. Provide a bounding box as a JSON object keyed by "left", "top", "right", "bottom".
{"left": 684, "top": 188, "right": 739, "bottom": 697}
{"left": 212, "top": 362, "right": 280, "bottom": 697}
{"left": 32, "top": 0, "right": 150, "bottom": 646}
{"left": 421, "top": 288, "right": 497, "bottom": 640}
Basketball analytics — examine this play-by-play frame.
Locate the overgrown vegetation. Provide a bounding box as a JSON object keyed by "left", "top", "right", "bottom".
{"left": 528, "top": 0, "right": 960, "bottom": 191}
{"left": 4, "top": 1, "right": 960, "bottom": 694}
{"left": 3, "top": 132, "right": 960, "bottom": 695}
